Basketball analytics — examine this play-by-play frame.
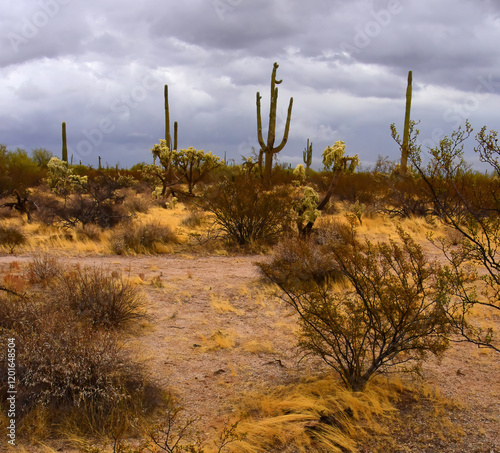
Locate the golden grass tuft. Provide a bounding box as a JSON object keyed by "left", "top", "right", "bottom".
{"left": 211, "top": 295, "right": 245, "bottom": 315}
{"left": 223, "top": 374, "right": 399, "bottom": 453}
{"left": 242, "top": 339, "right": 275, "bottom": 354}
{"left": 199, "top": 329, "right": 237, "bottom": 351}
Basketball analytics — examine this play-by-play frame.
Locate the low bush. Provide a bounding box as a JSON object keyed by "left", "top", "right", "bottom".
{"left": 110, "top": 221, "right": 178, "bottom": 254}
{"left": 181, "top": 209, "right": 206, "bottom": 228}
{"left": 53, "top": 266, "right": 147, "bottom": 330}
{"left": 0, "top": 259, "right": 161, "bottom": 438}
{"left": 0, "top": 223, "right": 27, "bottom": 253}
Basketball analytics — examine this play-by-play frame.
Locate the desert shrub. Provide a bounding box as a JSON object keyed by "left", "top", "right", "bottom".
{"left": 0, "top": 261, "right": 161, "bottom": 437}
{"left": 0, "top": 306, "right": 157, "bottom": 434}
{"left": 76, "top": 223, "right": 103, "bottom": 241}
{"left": 52, "top": 266, "right": 147, "bottom": 330}
{"left": 0, "top": 223, "right": 27, "bottom": 253}
{"left": 181, "top": 209, "right": 206, "bottom": 228}
{"left": 382, "top": 174, "right": 432, "bottom": 218}
{"left": 25, "top": 253, "right": 62, "bottom": 284}
{"left": 110, "top": 221, "right": 178, "bottom": 255}
{"left": 200, "top": 174, "right": 294, "bottom": 245}
{"left": 260, "top": 222, "right": 450, "bottom": 391}
{"left": 412, "top": 122, "right": 500, "bottom": 351}
{"left": 122, "top": 190, "right": 151, "bottom": 214}
{"left": 334, "top": 172, "right": 388, "bottom": 205}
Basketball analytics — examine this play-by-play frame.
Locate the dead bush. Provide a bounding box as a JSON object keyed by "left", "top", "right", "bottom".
{"left": 122, "top": 190, "right": 151, "bottom": 214}
{"left": 0, "top": 260, "right": 161, "bottom": 437}
{"left": 181, "top": 209, "right": 206, "bottom": 228}
{"left": 53, "top": 266, "right": 147, "bottom": 330}
{"left": 25, "top": 253, "right": 62, "bottom": 285}
{"left": 110, "top": 221, "right": 178, "bottom": 255}
{"left": 76, "top": 223, "right": 103, "bottom": 241}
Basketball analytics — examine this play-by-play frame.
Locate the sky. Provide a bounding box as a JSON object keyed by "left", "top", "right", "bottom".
{"left": 1, "top": 0, "right": 500, "bottom": 170}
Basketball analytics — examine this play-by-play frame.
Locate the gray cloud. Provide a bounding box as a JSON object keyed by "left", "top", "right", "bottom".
{"left": 1, "top": 0, "right": 500, "bottom": 169}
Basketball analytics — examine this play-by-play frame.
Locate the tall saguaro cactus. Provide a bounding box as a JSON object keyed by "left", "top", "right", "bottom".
{"left": 303, "top": 138, "right": 312, "bottom": 175}
{"left": 164, "top": 85, "right": 171, "bottom": 149}
{"left": 401, "top": 70, "right": 412, "bottom": 174}
{"left": 61, "top": 121, "right": 68, "bottom": 163}
{"left": 164, "top": 85, "right": 179, "bottom": 151}
{"left": 257, "top": 62, "right": 293, "bottom": 186}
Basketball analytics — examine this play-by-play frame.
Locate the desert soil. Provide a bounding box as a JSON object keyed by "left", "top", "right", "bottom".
{"left": 1, "top": 252, "right": 499, "bottom": 452}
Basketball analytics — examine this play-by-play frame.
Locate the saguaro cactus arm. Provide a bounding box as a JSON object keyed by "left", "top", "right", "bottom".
{"left": 273, "top": 97, "right": 293, "bottom": 153}
{"left": 256, "top": 92, "right": 265, "bottom": 150}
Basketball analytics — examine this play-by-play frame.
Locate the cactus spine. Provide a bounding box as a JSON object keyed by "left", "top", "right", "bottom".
{"left": 401, "top": 70, "right": 412, "bottom": 174}
{"left": 61, "top": 121, "right": 68, "bottom": 163}
{"left": 303, "top": 138, "right": 312, "bottom": 175}
{"left": 257, "top": 62, "right": 293, "bottom": 186}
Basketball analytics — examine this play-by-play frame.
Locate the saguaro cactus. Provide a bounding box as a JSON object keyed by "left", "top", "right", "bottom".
{"left": 303, "top": 138, "right": 312, "bottom": 175}
{"left": 164, "top": 85, "right": 179, "bottom": 151}
{"left": 256, "top": 62, "right": 293, "bottom": 186}
{"left": 400, "top": 70, "right": 412, "bottom": 174}
{"left": 61, "top": 121, "right": 68, "bottom": 163}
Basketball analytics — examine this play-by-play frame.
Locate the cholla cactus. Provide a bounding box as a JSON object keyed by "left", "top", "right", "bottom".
{"left": 323, "top": 141, "right": 359, "bottom": 173}
{"left": 47, "top": 157, "right": 87, "bottom": 196}
{"left": 146, "top": 140, "right": 221, "bottom": 195}
{"left": 293, "top": 164, "right": 306, "bottom": 183}
{"left": 296, "top": 186, "right": 321, "bottom": 225}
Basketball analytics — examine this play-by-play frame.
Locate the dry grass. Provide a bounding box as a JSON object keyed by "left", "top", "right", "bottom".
{"left": 242, "top": 339, "right": 275, "bottom": 354}
{"left": 218, "top": 374, "right": 466, "bottom": 453}
{"left": 210, "top": 294, "right": 245, "bottom": 315}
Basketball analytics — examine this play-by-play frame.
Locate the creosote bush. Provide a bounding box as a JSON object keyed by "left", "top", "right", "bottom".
{"left": 201, "top": 173, "right": 294, "bottom": 246}
{"left": 260, "top": 221, "right": 451, "bottom": 391}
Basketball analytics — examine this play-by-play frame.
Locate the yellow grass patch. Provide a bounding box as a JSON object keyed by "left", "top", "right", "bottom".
{"left": 199, "top": 329, "right": 237, "bottom": 351}
{"left": 211, "top": 295, "right": 245, "bottom": 315}
{"left": 242, "top": 339, "right": 275, "bottom": 354}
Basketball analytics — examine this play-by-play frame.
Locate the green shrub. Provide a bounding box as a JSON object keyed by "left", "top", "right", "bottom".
{"left": 260, "top": 222, "right": 450, "bottom": 391}
{"left": 200, "top": 174, "right": 294, "bottom": 245}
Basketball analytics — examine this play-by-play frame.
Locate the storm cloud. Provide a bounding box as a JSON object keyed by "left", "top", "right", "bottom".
{"left": 1, "top": 0, "right": 500, "bottom": 169}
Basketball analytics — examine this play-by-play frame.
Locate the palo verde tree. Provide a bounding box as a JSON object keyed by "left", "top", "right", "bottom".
{"left": 256, "top": 62, "right": 293, "bottom": 187}
{"left": 260, "top": 222, "right": 450, "bottom": 391}
{"left": 411, "top": 121, "right": 500, "bottom": 352}
{"left": 171, "top": 146, "right": 221, "bottom": 195}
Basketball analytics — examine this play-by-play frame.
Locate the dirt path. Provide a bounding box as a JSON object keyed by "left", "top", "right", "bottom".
{"left": 1, "top": 252, "right": 499, "bottom": 452}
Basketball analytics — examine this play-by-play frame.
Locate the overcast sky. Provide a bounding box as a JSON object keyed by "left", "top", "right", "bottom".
{"left": 1, "top": 0, "right": 500, "bottom": 169}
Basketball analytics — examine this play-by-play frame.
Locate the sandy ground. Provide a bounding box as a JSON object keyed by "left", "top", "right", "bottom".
{"left": 0, "top": 252, "right": 499, "bottom": 452}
